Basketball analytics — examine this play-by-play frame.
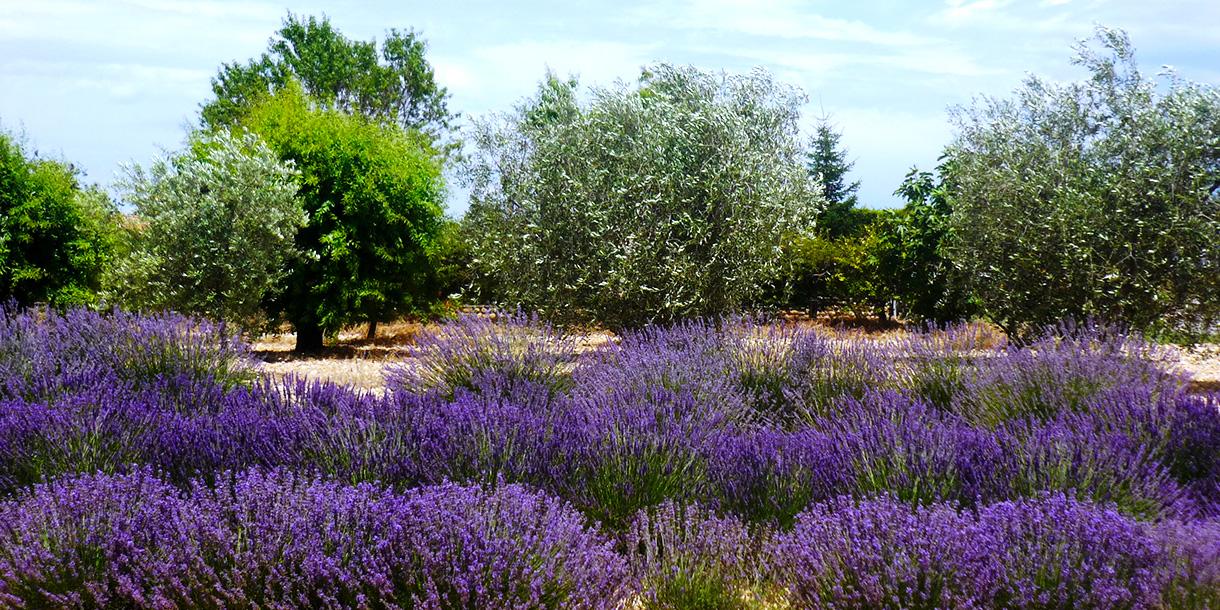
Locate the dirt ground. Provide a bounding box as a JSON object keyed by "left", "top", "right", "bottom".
{"left": 251, "top": 320, "right": 1220, "bottom": 394}
{"left": 1179, "top": 343, "right": 1220, "bottom": 393}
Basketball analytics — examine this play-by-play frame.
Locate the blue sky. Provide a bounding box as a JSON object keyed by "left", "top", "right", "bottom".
{"left": 2, "top": 0, "right": 1218, "bottom": 212}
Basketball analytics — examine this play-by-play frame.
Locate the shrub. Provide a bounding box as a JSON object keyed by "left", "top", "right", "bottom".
{"left": 771, "top": 496, "right": 979, "bottom": 609}
{"left": 628, "top": 502, "right": 775, "bottom": 609}
{"left": 813, "top": 392, "right": 1007, "bottom": 508}
{"left": 555, "top": 387, "right": 728, "bottom": 530}
{"left": 772, "top": 494, "right": 1175, "bottom": 610}
{"left": 0, "top": 469, "right": 631, "bottom": 609}
{"left": 950, "top": 321, "right": 1182, "bottom": 426}
{"left": 704, "top": 428, "right": 847, "bottom": 527}
{"left": 0, "top": 469, "right": 216, "bottom": 609}
{"left": 0, "top": 306, "right": 255, "bottom": 403}
{"left": 384, "top": 374, "right": 558, "bottom": 487}
{"left": 1155, "top": 519, "right": 1220, "bottom": 610}
{"left": 0, "top": 378, "right": 316, "bottom": 493}
{"left": 386, "top": 311, "right": 578, "bottom": 398}
{"left": 572, "top": 319, "right": 755, "bottom": 426}
{"left": 968, "top": 494, "right": 1165, "bottom": 609}
{"left": 998, "top": 417, "right": 1190, "bottom": 520}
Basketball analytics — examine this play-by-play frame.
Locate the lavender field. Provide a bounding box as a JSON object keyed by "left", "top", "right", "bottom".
{"left": 1, "top": 308, "right": 1218, "bottom": 609}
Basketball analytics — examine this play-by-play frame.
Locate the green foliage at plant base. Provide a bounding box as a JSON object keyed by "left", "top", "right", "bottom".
{"left": 464, "top": 65, "right": 823, "bottom": 329}
{"left": 0, "top": 129, "right": 120, "bottom": 307}
{"left": 113, "top": 129, "right": 305, "bottom": 331}
{"left": 201, "top": 13, "right": 452, "bottom": 138}
{"left": 240, "top": 83, "right": 446, "bottom": 350}
{"left": 945, "top": 27, "right": 1220, "bottom": 338}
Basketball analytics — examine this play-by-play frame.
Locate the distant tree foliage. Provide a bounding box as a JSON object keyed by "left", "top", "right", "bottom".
{"left": 464, "top": 65, "right": 822, "bottom": 328}
{"left": 946, "top": 27, "right": 1220, "bottom": 337}
{"left": 807, "top": 119, "right": 864, "bottom": 238}
{"left": 202, "top": 13, "right": 452, "bottom": 138}
{"left": 888, "top": 165, "right": 977, "bottom": 323}
{"left": 240, "top": 83, "right": 446, "bottom": 351}
{"left": 779, "top": 211, "right": 896, "bottom": 319}
{"left": 114, "top": 129, "right": 304, "bottom": 331}
{"left": 429, "top": 218, "right": 474, "bottom": 302}
{"left": 0, "top": 129, "right": 120, "bottom": 307}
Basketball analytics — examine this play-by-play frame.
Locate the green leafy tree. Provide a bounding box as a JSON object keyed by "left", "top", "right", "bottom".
{"left": 429, "top": 218, "right": 474, "bottom": 303}
{"left": 202, "top": 13, "right": 452, "bottom": 138}
{"left": 0, "top": 129, "right": 120, "bottom": 307}
{"left": 946, "top": 27, "right": 1220, "bottom": 337}
{"left": 240, "top": 84, "right": 446, "bottom": 350}
{"left": 886, "top": 164, "right": 977, "bottom": 323}
{"left": 113, "top": 129, "right": 304, "bottom": 331}
{"left": 464, "top": 65, "right": 822, "bottom": 328}
{"left": 807, "top": 118, "right": 864, "bottom": 238}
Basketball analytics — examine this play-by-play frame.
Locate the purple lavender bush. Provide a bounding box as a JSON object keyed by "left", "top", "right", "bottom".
{"left": 1155, "top": 518, "right": 1220, "bottom": 610}
{"left": 193, "top": 471, "right": 629, "bottom": 609}
{"left": 628, "top": 502, "right": 777, "bottom": 609}
{"left": 997, "top": 415, "right": 1192, "bottom": 519}
{"left": 0, "top": 469, "right": 218, "bottom": 608}
{"left": 967, "top": 493, "right": 1166, "bottom": 610}
{"left": 897, "top": 321, "right": 998, "bottom": 410}
{"left": 703, "top": 427, "right": 848, "bottom": 527}
{"left": 385, "top": 311, "right": 577, "bottom": 398}
{"left": 0, "top": 375, "right": 329, "bottom": 493}
{"left": 0, "top": 306, "right": 255, "bottom": 403}
{"left": 948, "top": 321, "right": 1184, "bottom": 426}
{"left": 0, "top": 469, "right": 631, "bottom": 609}
{"left": 572, "top": 318, "right": 757, "bottom": 426}
{"left": 811, "top": 391, "right": 1009, "bottom": 508}
{"left": 775, "top": 328, "right": 896, "bottom": 423}
{"left": 382, "top": 373, "right": 559, "bottom": 487}
{"left": 770, "top": 496, "right": 982, "bottom": 609}
{"left": 771, "top": 494, "right": 1185, "bottom": 610}
{"left": 555, "top": 386, "right": 731, "bottom": 529}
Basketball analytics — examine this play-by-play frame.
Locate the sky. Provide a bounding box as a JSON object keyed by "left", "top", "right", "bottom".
{"left": 2, "top": 0, "right": 1219, "bottom": 213}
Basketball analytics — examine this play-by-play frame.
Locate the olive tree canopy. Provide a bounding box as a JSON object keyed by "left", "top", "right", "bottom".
{"left": 464, "top": 65, "right": 823, "bottom": 328}
{"left": 946, "top": 27, "right": 1220, "bottom": 337}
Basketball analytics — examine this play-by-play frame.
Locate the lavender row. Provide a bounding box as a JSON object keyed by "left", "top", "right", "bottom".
{"left": 0, "top": 468, "right": 625, "bottom": 609}
{"left": 3, "top": 368, "right": 1216, "bottom": 528}
{"left": 1, "top": 469, "right": 1216, "bottom": 610}
{"left": 2, "top": 309, "right": 1219, "bottom": 526}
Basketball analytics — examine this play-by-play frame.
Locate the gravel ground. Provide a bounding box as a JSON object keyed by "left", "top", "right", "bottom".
{"left": 252, "top": 324, "right": 1220, "bottom": 394}
{"left": 1178, "top": 343, "right": 1220, "bottom": 392}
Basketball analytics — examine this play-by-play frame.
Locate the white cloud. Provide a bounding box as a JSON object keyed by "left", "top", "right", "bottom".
{"left": 438, "top": 39, "right": 661, "bottom": 116}
{"left": 631, "top": 0, "right": 937, "bottom": 47}
{"left": 121, "top": 0, "right": 286, "bottom": 20}
{"left": 937, "top": 0, "right": 1015, "bottom": 25}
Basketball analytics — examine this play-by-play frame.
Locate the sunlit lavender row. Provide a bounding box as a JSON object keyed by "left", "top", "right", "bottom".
{"left": 1, "top": 307, "right": 1218, "bottom": 608}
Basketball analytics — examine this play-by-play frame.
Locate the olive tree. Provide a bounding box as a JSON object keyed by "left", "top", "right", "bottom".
{"left": 114, "top": 129, "right": 304, "bottom": 331}
{"left": 946, "top": 27, "right": 1220, "bottom": 337}
{"left": 464, "top": 66, "right": 822, "bottom": 328}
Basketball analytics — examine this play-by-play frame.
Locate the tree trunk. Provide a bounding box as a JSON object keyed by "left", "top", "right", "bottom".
{"left": 366, "top": 318, "right": 378, "bottom": 341}
{"left": 294, "top": 320, "right": 325, "bottom": 353}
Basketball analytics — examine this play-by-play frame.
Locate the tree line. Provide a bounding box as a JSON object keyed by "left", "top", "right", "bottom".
{"left": 1, "top": 17, "right": 1217, "bottom": 348}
